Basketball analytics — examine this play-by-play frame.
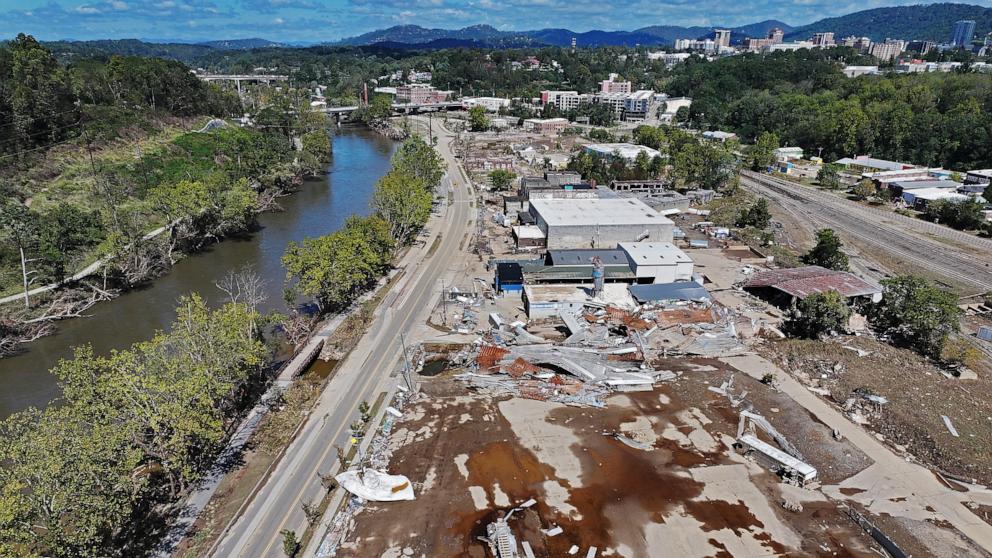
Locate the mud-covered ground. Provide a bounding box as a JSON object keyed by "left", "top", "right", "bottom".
{"left": 336, "top": 358, "right": 896, "bottom": 558}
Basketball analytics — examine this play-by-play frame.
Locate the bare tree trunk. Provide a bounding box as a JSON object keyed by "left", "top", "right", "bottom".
{"left": 19, "top": 246, "right": 30, "bottom": 309}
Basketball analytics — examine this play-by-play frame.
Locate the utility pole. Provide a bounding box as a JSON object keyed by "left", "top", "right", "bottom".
{"left": 441, "top": 279, "right": 448, "bottom": 326}
{"left": 399, "top": 332, "right": 415, "bottom": 391}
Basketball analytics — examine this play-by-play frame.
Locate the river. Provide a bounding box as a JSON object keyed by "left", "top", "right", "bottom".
{"left": 0, "top": 127, "right": 397, "bottom": 418}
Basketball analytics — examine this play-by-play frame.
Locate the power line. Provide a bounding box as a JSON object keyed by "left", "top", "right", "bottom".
{"left": 0, "top": 119, "right": 85, "bottom": 149}
{"left": 0, "top": 107, "right": 83, "bottom": 132}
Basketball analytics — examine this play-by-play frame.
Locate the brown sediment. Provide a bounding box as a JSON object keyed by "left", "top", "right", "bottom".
{"left": 840, "top": 487, "right": 866, "bottom": 496}
{"left": 707, "top": 538, "right": 733, "bottom": 558}
{"left": 684, "top": 499, "right": 765, "bottom": 534}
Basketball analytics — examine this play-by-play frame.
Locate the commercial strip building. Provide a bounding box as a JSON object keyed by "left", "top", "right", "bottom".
{"left": 522, "top": 118, "right": 569, "bottom": 135}
{"left": 462, "top": 97, "right": 510, "bottom": 112}
{"left": 526, "top": 198, "right": 675, "bottom": 250}
{"left": 395, "top": 84, "right": 452, "bottom": 104}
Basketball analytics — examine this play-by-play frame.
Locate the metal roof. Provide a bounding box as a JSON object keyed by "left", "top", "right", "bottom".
{"left": 628, "top": 281, "right": 710, "bottom": 303}
{"left": 744, "top": 266, "right": 881, "bottom": 299}
{"left": 529, "top": 198, "right": 673, "bottom": 227}
{"left": 546, "top": 249, "right": 627, "bottom": 266}
{"left": 890, "top": 179, "right": 960, "bottom": 190}
{"left": 619, "top": 242, "right": 692, "bottom": 265}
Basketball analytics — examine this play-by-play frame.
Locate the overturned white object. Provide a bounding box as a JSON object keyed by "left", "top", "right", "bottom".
{"left": 335, "top": 468, "right": 415, "bottom": 501}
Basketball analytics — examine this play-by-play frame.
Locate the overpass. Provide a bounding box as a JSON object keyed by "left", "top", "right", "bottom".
{"left": 321, "top": 101, "right": 465, "bottom": 116}
{"left": 197, "top": 74, "right": 289, "bottom": 95}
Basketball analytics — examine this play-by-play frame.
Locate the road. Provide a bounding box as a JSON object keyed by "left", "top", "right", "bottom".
{"left": 211, "top": 119, "right": 472, "bottom": 558}
{"left": 740, "top": 171, "right": 992, "bottom": 293}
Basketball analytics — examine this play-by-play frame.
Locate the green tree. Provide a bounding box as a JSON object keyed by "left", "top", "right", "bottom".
{"left": 468, "top": 105, "right": 490, "bottom": 132}
{"left": 749, "top": 132, "right": 779, "bottom": 171}
{"left": 281, "top": 530, "right": 300, "bottom": 557}
{"left": 391, "top": 136, "right": 444, "bottom": 192}
{"left": 783, "top": 290, "right": 851, "bottom": 339}
{"left": 802, "top": 229, "right": 849, "bottom": 271}
{"left": 852, "top": 178, "right": 877, "bottom": 200}
{"left": 488, "top": 169, "right": 516, "bottom": 191}
{"left": 371, "top": 170, "right": 432, "bottom": 244}
{"left": 736, "top": 198, "right": 772, "bottom": 229}
{"left": 282, "top": 216, "right": 394, "bottom": 311}
{"left": 817, "top": 164, "right": 841, "bottom": 190}
{"left": 300, "top": 130, "right": 331, "bottom": 174}
{"left": 0, "top": 202, "right": 40, "bottom": 307}
{"left": 38, "top": 203, "right": 102, "bottom": 284}
{"left": 867, "top": 275, "right": 962, "bottom": 358}
{"left": 924, "top": 199, "right": 985, "bottom": 230}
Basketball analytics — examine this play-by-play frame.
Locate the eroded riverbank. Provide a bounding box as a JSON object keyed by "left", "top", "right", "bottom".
{"left": 0, "top": 127, "right": 397, "bottom": 418}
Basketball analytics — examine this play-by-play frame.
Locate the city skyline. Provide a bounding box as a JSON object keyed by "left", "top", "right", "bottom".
{"left": 2, "top": 0, "right": 986, "bottom": 42}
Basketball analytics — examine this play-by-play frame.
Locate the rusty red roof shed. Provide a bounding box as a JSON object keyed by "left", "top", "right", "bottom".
{"left": 744, "top": 266, "right": 881, "bottom": 300}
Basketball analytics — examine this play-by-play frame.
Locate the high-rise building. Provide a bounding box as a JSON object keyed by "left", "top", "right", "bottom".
{"left": 907, "top": 40, "right": 936, "bottom": 55}
{"left": 869, "top": 39, "right": 906, "bottom": 62}
{"left": 714, "top": 29, "right": 731, "bottom": 48}
{"left": 599, "top": 73, "right": 632, "bottom": 94}
{"left": 745, "top": 28, "right": 785, "bottom": 52}
{"left": 951, "top": 19, "right": 976, "bottom": 47}
{"left": 812, "top": 32, "right": 835, "bottom": 47}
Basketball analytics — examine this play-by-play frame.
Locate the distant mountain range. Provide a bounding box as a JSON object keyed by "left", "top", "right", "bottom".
{"left": 37, "top": 3, "right": 992, "bottom": 59}
{"left": 334, "top": 21, "right": 795, "bottom": 48}
{"left": 784, "top": 3, "right": 992, "bottom": 42}
{"left": 334, "top": 3, "right": 992, "bottom": 47}
{"left": 197, "top": 38, "right": 286, "bottom": 50}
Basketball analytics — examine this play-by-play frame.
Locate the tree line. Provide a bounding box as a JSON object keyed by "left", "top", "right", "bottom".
{"left": 567, "top": 124, "right": 739, "bottom": 190}
{"left": 666, "top": 49, "right": 992, "bottom": 169}
{"left": 283, "top": 136, "right": 444, "bottom": 312}
{"left": 0, "top": 34, "right": 239, "bottom": 164}
{"left": 0, "top": 294, "right": 267, "bottom": 557}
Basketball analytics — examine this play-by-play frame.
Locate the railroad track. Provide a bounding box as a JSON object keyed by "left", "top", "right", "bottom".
{"left": 740, "top": 172, "right": 992, "bottom": 292}
{"left": 742, "top": 171, "right": 992, "bottom": 254}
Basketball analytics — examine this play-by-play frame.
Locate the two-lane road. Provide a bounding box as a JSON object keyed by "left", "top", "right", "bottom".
{"left": 212, "top": 119, "right": 472, "bottom": 557}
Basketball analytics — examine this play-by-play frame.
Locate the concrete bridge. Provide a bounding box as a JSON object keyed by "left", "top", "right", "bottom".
{"left": 321, "top": 101, "right": 465, "bottom": 120}
{"left": 197, "top": 74, "right": 289, "bottom": 95}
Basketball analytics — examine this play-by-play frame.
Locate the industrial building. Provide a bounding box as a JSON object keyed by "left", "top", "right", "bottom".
{"left": 527, "top": 198, "right": 674, "bottom": 249}
{"left": 618, "top": 242, "right": 694, "bottom": 284}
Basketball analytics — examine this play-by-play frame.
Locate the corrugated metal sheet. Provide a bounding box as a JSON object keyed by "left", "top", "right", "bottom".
{"left": 628, "top": 281, "right": 710, "bottom": 303}
{"left": 744, "top": 266, "right": 881, "bottom": 299}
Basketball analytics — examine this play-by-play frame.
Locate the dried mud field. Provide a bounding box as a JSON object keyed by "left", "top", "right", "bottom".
{"left": 334, "top": 358, "right": 908, "bottom": 558}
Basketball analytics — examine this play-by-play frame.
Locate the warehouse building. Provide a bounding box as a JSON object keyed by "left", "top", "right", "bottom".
{"left": 618, "top": 242, "right": 694, "bottom": 284}
{"left": 527, "top": 198, "right": 674, "bottom": 249}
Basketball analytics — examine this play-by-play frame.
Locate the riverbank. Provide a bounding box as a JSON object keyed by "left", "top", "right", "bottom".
{"left": 0, "top": 127, "right": 398, "bottom": 418}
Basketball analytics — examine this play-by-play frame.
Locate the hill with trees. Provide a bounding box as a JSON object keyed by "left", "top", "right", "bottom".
{"left": 785, "top": 3, "right": 992, "bottom": 42}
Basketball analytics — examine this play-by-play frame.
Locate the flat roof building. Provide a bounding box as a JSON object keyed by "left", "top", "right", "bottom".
{"left": 584, "top": 143, "right": 661, "bottom": 162}
{"left": 528, "top": 198, "right": 674, "bottom": 249}
{"left": 618, "top": 242, "right": 694, "bottom": 284}
{"left": 523, "top": 118, "right": 569, "bottom": 135}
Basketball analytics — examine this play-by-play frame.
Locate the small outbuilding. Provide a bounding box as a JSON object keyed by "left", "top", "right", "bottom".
{"left": 743, "top": 266, "right": 882, "bottom": 307}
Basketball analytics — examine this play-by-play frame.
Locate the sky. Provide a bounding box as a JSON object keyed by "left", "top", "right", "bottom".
{"left": 0, "top": 0, "right": 984, "bottom": 43}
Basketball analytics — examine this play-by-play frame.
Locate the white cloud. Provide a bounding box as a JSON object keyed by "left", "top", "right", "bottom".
{"left": 273, "top": 16, "right": 285, "bottom": 24}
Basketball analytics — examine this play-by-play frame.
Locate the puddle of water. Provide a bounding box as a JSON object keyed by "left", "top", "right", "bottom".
{"left": 420, "top": 359, "right": 449, "bottom": 377}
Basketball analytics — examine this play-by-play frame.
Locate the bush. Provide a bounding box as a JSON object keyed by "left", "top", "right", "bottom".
{"left": 867, "top": 275, "right": 962, "bottom": 359}
{"left": 783, "top": 290, "right": 851, "bottom": 339}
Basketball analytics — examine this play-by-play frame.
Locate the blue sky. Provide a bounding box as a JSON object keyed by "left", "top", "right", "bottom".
{"left": 0, "top": 0, "right": 981, "bottom": 43}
